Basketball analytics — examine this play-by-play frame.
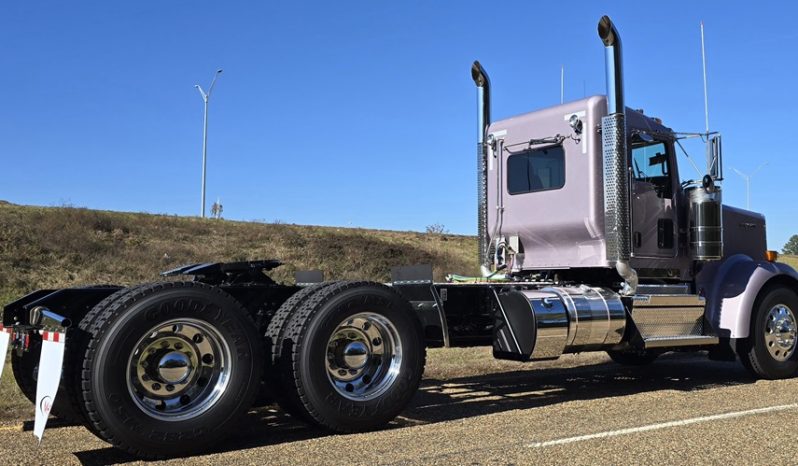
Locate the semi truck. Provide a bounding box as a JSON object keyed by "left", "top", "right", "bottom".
{"left": 2, "top": 15, "right": 797, "bottom": 459}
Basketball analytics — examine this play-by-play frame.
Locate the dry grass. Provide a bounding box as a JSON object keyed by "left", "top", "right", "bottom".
{"left": 780, "top": 255, "right": 798, "bottom": 270}
{"left": 0, "top": 356, "right": 29, "bottom": 421}
{"left": 0, "top": 202, "right": 478, "bottom": 303}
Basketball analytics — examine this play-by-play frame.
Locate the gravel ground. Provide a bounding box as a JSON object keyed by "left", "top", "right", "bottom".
{"left": 1, "top": 348, "right": 792, "bottom": 465}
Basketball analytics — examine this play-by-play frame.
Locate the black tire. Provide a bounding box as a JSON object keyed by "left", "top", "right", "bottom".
{"left": 276, "top": 281, "right": 425, "bottom": 432}
{"left": 607, "top": 349, "right": 660, "bottom": 366}
{"left": 739, "top": 287, "right": 798, "bottom": 379}
{"left": 67, "top": 287, "right": 139, "bottom": 431}
{"left": 262, "top": 281, "right": 337, "bottom": 418}
{"left": 10, "top": 286, "right": 131, "bottom": 425}
{"left": 80, "top": 282, "right": 263, "bottom": 459}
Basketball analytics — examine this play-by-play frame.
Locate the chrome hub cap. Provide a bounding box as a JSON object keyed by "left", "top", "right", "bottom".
{"left": 157, "top": 351, "right": 191, "bottom": 384}
{"left": 342, "top": 341, "right": 369, "bottom": 370}
{"left": 765, "top": 304, "right": 797, "bottom": 362}
{"left": 127, "top": 319, "right": 231, "bottom": 421}
{"left": 326, "top": 313, "right": 402, "bottom": 401}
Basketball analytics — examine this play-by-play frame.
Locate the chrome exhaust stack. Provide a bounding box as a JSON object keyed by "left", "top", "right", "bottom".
{"left": 598, "top": 16, "right": 637, "bottom": 295}
{"left": 471, "top": 61, "right": 491, "bottom": 269}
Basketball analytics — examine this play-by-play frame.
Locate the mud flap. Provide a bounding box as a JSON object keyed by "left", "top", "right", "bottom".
{"left": 0, "top": 326, "right": 11, "bottom": 379}
{"left": 33, "top": 331, "right": 66, "bottom": 444}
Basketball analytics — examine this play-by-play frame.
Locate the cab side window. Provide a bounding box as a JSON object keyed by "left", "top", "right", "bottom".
{"left": 507, "top": 146, "right": 565, "bottom": 195}
{"left": 631, "top": 141, "right": 672, "bottom": 199}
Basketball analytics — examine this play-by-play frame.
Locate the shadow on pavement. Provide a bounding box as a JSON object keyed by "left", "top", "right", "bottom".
{"left": 402, "top": 352, "right": 750, "bottom": 424}
{"left": 73, "top": 352, "right": 753, "bottom": 464}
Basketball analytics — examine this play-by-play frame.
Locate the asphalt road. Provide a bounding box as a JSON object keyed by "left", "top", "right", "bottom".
{"left": 2, "top": 350, "right": 795, "bottom": 465}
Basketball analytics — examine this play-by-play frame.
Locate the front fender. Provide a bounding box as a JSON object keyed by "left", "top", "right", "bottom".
{"left": 699, "top": 254, "right": 798, "bottom": 339}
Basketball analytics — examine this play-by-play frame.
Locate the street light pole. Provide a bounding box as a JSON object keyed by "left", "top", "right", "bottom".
{"left": 732, "top": 162, "right": 767, "bottom": 210}
{"left": 195, "top": 69, "right": 223, "bottom": 218}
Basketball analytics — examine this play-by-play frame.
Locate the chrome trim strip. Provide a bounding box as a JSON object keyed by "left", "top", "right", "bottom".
{"left": 643, "top": 335, "right": 719, "bottom": 349}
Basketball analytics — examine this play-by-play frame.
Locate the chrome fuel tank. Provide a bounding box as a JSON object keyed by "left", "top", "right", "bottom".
{"left": 494, "top": 286, "right": 626, "bottom": 361}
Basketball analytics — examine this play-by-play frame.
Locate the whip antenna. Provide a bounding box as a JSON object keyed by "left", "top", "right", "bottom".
{"left": 701, "top": 20, "right": 710, "bottom": 134}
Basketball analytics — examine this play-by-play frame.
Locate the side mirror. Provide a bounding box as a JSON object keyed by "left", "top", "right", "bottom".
{"left": 707, "top": 134, "right": 722, "bottom": 180}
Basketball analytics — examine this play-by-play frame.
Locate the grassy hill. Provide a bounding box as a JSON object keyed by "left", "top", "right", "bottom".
{"left": 0, "top": 202, "right": 478, "bottom": 306}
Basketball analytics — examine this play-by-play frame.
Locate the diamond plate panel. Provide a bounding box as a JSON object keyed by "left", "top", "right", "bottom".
{"left": 632, "top": 294, "right": 706, "bottom": 338}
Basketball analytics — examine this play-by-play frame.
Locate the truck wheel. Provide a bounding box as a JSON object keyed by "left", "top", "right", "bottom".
{"left": 10, "top": 287, "right": 131, "bottom": 425}
{"left": 276, "top": 281, "right": 425, "bottom": 432}
{"left": 606, "top": 349, "right": 660, "bottom": 366}
{"left": 740, "top": 287, "right": 798, "bottom": 379}
{"left": 263, "top": 281, "right": 337, "bottom": 418}
{"left": 81, "top": 282, "right": 263, "bottom": 459}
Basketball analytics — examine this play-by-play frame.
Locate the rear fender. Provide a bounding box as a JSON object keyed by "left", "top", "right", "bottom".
{"left": 3, "top": 287, "right": 122, "bottom": 326}
{"left": 699, "top": 254, "right": 798, "bottom": 339}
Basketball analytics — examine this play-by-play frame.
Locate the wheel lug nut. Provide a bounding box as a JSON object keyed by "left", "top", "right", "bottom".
{"left": 362, "top": 322, "right": 371, "bottom": 331}
{"left": 202, "top": 354, "right": 214, "bottom": 364}
{"left": 338, "top": 369, "right": 347, "bottom": 376}
{"left": 142, "top": 374, "right": 150, "bottom": 381}
{"left": 372, "top": 337, "right": 382, "bottom": 347}
{"left": 166, "top": 384, "right": 175, "bottom": 392}
{"left": 152, "top": 383, "right": 162, "bottom": 391}
{"left": 174, "top": 342, "right": 183, "bottom": 350}
{"left": 193, "top": 334, "right": 204, "bottom": 344}
{"left": 160, "top": 341, "right": 169, "bottom": 348}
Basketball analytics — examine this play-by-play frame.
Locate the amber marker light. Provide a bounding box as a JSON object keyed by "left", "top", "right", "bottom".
{"left": 766, "top": 250, "right": 779, "bottom": 262}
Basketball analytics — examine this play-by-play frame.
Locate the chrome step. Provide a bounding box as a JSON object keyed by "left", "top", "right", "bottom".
{"left": 643, "top": 335, "right": 719, "bottom": 349}
{"left": 632, "top": 294, "right": 706, "bottom": 337}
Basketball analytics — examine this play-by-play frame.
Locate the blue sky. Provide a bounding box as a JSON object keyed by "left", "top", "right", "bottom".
{"left": 1, "top": 1, "right": 796, "bottom": 249}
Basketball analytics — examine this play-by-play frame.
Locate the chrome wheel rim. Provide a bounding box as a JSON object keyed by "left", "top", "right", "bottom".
{"left": 325, "top": 312, "right": 402, "bottom": 401}
{"left": 126, "top": 318, "right": 231, "bottom": 421}
{"left": 764, "top": 304, "right": 797, "bottom": 362}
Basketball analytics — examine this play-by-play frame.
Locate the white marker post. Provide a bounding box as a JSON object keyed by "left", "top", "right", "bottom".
{"left": 0, "top": 326, "right": 11, "bottom": 380}
{"left": 33, "top": 331, "right": 67, "bottom": 444}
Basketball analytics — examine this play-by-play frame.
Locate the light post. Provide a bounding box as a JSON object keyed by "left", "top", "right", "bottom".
{"left": 195, "top": 69, "right": 223, "bottom": 218}
{"left": 732, "top": 162, "right": 767, "bottom": 210}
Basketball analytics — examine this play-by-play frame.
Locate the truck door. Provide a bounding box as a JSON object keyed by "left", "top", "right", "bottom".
{"left": 630, "top": 140, "right": 677, "bottom": 258}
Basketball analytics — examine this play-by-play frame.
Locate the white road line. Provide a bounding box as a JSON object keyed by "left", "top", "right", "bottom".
{"left": 527, "top": 403, "right": 798, "bottom": 448}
